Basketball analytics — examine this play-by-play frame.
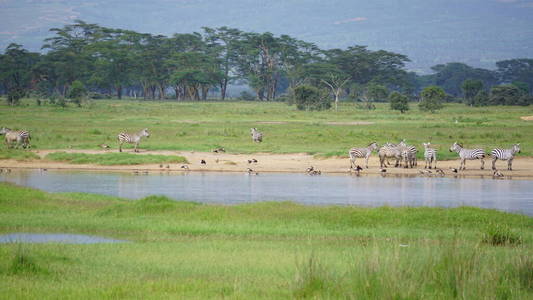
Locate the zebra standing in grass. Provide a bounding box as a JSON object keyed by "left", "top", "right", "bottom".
{"left": 378, "top": 143, "right": 402, "bottom": 168}
{"left": 0, "top": 127, "right": 31, "bottom": 149}
{"left": 491, "top": 144, "right": 520, "bottom": 171}
{"left": 398, "top": 140, "right": 418, "bottom": 168}
{"left": 117, "top": 128, "right": 150, "bottom": 152}
{"left": 449, "top": 142, "right": 485, "bottom": 170}
{"left": 349, "top": 142, "right": 379, "bottom": 169}
{"left": 423, "top": 142, "right": 437, "bottom": 169}
{"left": 250, "top": 128, "right": 263, "bottom": 143}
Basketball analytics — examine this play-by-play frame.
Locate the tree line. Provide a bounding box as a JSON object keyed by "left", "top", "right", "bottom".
{"left": 0, "top": 20, "right": 532, "bottom": 109}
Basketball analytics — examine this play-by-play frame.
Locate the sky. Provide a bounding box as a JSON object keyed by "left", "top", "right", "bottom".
{"left": 1, "top": 0, "right": 532, "bottom": 72}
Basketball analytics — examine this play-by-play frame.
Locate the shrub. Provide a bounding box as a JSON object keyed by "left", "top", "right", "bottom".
{"left": 238, "top": 91, "right": 256, "bottom": 101}
{"left": 389, "top": 91, "right": 409, "bottom": 113}
{"left": 68, "top": 80, "right": 87, "bottom": 107}
{"left": 293, "top": 85, "right": 331, "bottom": 111}
{"left": 419, "top": 86, "right": 445, "bottom": 113}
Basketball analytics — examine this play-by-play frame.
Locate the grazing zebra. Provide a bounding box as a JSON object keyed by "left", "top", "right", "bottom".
{"left": 401, "top": 148, "right": 416, "bottom": 168}
{"left": 491, "top": 144, "right": 520, "bottom": 171}
{"left": 398, "top": 140, "right": 417, "bottom": 168}
{"left": 117, "top": 128, "right": 150, "bottom": 152}
{"left": 378, "top": 144, "right": 402, "bottom": 168}
{"left": 449, "top": 142, "right": 485, "bottom": 170}
{"left": 423, "top": 142, "right": 437, "bottom": 169}
{"left": 250, "top": 128, "right": 263, "bottom": 143}
{"left": 0, "top": 127, "right": 31, "bottom": 149}
{"left": 349, "top": 142, "right": 379, "bottom": 169}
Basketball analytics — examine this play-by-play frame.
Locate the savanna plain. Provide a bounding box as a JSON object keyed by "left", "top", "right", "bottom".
{"left": 1, "top": 99, "right": 533, "bottom": 299}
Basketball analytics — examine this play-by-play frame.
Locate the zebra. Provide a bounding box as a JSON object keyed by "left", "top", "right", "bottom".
{"left": 0, "top": 127, "right": 31, "bottom": 149}
{"left": 378, "top": 144, "right": 402, "bottom": 168}
{"left": 349, "top": 142, "right": 379, "bottom": 169}
{"left": 117, "top": 128, "right": 150, "bottom": 152}
{"left": 250, "top": 128, "right": 263, "bottom": 143}
{"left": 449, "top": 142, "right": 485, "bottom": 170}
{"left": 398, "top": 140, "right": 417, "bottom": 168}
{"left": 422, "top": 142, "right": 437, "bottom": 169}
{"left": 491, "top": 144, "right": 520, "bottom": 171}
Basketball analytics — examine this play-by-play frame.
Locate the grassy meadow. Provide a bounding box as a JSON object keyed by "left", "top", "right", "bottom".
{"left": 0, "top": 182, "right": 532, "bottom": 299}
{"left": 1, "top": 98, "right": 532, "bottom": 160}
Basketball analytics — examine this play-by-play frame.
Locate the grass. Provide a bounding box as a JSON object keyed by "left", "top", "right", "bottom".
{"left": 44, "top": 152, "right": 188, "bottom": 165}
{"left": 0, "top": 183, "right": 531, "bottom": 298}
{"left": 0, "top": 149, "right": 40, "bottom": 161}
{"left": 1, "top": 98, "right": 532, "bottom": 160}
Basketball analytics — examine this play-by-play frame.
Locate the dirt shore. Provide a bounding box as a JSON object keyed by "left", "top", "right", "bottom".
{"left": 1, "top": 149, "right": 533, "bottom": 180}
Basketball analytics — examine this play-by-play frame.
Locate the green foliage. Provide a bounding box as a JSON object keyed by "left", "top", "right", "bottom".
{"left": 238, "top": 91, "right": 255, "bottom": 101}
{"left": 293, "top": 85, "right": 331, "bottom": 111}
{"left": 462, "top": 79, "right": 484, "bottom": 105}
{"left": 389, "top": 91, "right": 409, "bottom": 113}
{"left": 490, "top": 85, "right": 527, "bottom": 106}
{"left": 45, "top": 152, "right": 188, "bottom": 165}
{"left": 428, "top": 63, "right": 497, "bottom": 97}
{"left": 497, "top": 59, "right": 533, "bottom": 95}
{"left": 472, "top": 90, "right": 490, "bottom": 106}
{"left": 6, "top": 88, "right": 25, "bottom": 106}
{"left": 68, "top": 80, "right": 87, "bottom": 107}
{"left": 419, "top": 86, "right": 445, "bottom": 112}
{"left": 366, "top": 83, "right": 389, "bottom": 102}
{"left": 0, "top": 149, "right": 40, "bottom": 161}
{"left": 8, "top": 244, "right": 44, "bottom": 275}
{"left": 482, "top": 224, "right": 523, "bottom": 246}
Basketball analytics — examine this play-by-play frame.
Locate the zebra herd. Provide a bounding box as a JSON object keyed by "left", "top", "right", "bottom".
{"left": 0, "top": 125, "right": 522, "bottom": 173}
{"left": 349, "top": 140, "right": 521, "bottom": 171}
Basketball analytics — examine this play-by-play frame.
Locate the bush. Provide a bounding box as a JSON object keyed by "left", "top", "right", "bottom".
{"left": 489, "top": 85, "right": 526, "bottom": 106}
{"left": 472, "top": 90, "right": 489, "bottom": 106}
{"left": 419, "top": 86, "right": 445, "bottom": 113}
{"left": 68, "top": 80, "right": 87, "bottom": 107}
{"left": 238, "top": 91, "right": 256, "bottom": 101}
{"left": 293, "top": 85, "right": 331, "bottom": 111}
{"left": 389, "top": 92, "right": 409, "bottom": 113}
{"left": 7, "top": 88, "right": 25, "bottom": 106}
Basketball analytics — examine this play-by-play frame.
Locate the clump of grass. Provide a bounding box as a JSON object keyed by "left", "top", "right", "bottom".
{"left": 88, "top": 129, "right": 102, "bottom": 135}
{"left": 8, "top": 244, "right": 44, "bottom": 275}
{"left": 293, "top": 254, "right": 337, "bottom": 298}
{"left": 45, "top": 152, "right": 188, "bottom": 165}
{"left": 482, "top": 224, "right": 522, "bottom": 246}
{"left": 0, "top": 149, "right": 40, "bottom": 161}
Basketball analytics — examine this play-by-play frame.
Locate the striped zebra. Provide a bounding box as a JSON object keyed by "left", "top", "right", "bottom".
{"left": 491, "top": 144, "right": 520, "bottom": 171}
{"left": 349, "top": 142, "right": 379, "bottom": 169}
{"left": 117, "top": 128, "right": 150, "bottom": 152}
{"left": 250, "top": 128, "right": 263, "bottom": 143}
{"left": 0, "top": 127, "right": 31, "bottom": 149}
{"left": 449, "top": 142, "right": 485, "bottom": 170}
{"left": 422, "top": 142, "right": 437, "bottom": 169}
{"left": 398, "top": 140, "right": 417, "bottom": 168}
{"left": 378, "top": 144, "right": 402, "bottom": 168}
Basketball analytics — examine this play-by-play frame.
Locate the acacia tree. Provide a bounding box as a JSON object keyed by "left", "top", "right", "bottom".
{"left": 0, "top": 43, "right": 40, "bottom": 105}
{"left": 461, "top": 79, "right": 483, "bottom": 106}
{"left": 389, "top": 91, "right": 409, "bottom": 113}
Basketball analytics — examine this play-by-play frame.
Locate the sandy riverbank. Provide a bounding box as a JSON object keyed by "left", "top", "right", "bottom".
{"left": 1, "top": 149, "right": 533, "bottom": 180}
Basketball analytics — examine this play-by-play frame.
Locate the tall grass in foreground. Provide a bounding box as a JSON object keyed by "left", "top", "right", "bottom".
{"left": 293, "top": 243, "right": 533, "bottom": 299}
{"left": 45, "top": 152, "right": 188, "bottom": 165}
{"left": 0, "top": 149, "right": 40, "bottom": 161}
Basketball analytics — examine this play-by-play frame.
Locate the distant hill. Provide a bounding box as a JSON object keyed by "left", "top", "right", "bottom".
{"left": 1, "top": 0, "right": 532, "bottom": 72}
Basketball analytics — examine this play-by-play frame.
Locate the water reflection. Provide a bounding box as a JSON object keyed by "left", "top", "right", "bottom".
{"left": 1, "top": 170, "right": 532, "bottom": 216}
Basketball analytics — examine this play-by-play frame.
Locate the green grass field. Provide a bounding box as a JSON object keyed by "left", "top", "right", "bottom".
{"left": 0, "top": 183, "right": 531, "bottom": 299}
{"left": 44, "top": 152, "right": 188, "bottom": 165}
{"left": 1, "top": 98, "right": 532, "bottom": 160}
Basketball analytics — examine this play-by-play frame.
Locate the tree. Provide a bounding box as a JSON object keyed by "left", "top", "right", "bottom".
{"left": 320, "top": 73, "right": 350, "bottom": 111}
{"left": 461, "top": 79, "right": 483, "bottom": 106}
{"left": 366, "top": 83, "right": 389, "bottom": 102}
{"left": 472, "top": 90, "right": 489, "bottom": 107}
{"left": 293, "top": 85, "right": 330, "bottom": 111}
{"left": 497, "top": 59, "right": 533, "bottom": 94}
{"left": 389, "top": 92, "right": 409, "bottom": 113}
{"left": 0, "top": 43, "right": 40, "bottom": 105}
{"left": 68, "top": 80, "right": 86, "bottom": 106}
{"left": 429, "top": 63, "right": 498, "bottom": 97}
{"left": 419, "top": 86, "right": 445, "bottom": 112}
{"left": 489, "top": 85, "right": 525, "bottom": 105}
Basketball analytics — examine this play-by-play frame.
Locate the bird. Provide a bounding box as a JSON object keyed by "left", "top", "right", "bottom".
{"left": 166, "top": 165, "right": 170, "bottom": 169}
{"left": 252, "top": 158, "right": 258, "bottom": 163}
{"left": 436, "top": 169, "right": 445, "bottom": 176}
{"left": 247, "top": 168, "right": 258, "bottom": 175}
{"left": 450, "top": 168, "right": 458, "bottom": 173}
{"left": 355, "top": 165, "right": 363, "bottom": 172}
{"left": 380, "top": 168, "right": 387, "bottom": 173}
{"left": 419, "top": 169, "right": 432, "bottom": 175}
{"left": 306, "top": 166, "right": 314, "bottom": 173}
{"left": 40, "top": 168, "right": 47, "bottom": 172}
{"left": 159, "top": 164, "right": 163, "bottom": 168}
{"left": 133, "top": 170, "right": 140, "bottom": 175}
{"left": 213, "top": 147, "right": 225, "bottom": 153}
{"left": 98, "top": 144, "right": 110, "bottom": 149}
{"left": 200, "top": 159, "right": 206, "bottom": 165}
{"left": 180, "top": 165, "right": 189, "bottom": 170}
{"left": 248, "top": 159, "right": 253, "bottom": 164}
{"left": 493, "top": 170, "right": 504, "bottom": 178}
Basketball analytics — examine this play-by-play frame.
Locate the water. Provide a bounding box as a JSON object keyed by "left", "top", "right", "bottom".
{"left": 0, "top": 233, "right": 127, "bottom": 244}
{"left": 1, "top": 170, "right": 532, "bottom": 216}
